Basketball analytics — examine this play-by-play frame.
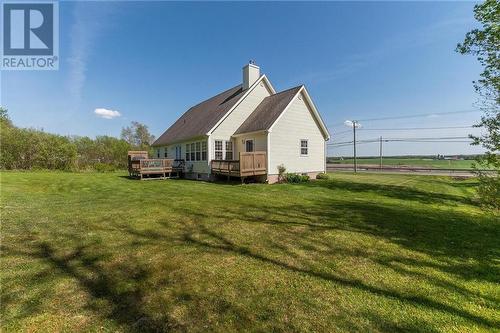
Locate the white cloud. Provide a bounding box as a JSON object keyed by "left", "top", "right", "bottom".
{"left": 94, "top": 108, "right": 121, "bottom": 119}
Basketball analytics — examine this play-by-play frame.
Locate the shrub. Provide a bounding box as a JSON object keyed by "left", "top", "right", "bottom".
{"left": 316, "top": 173, "right": 330, "bottom": 180}
{"left": 284, "top": 173, "right": 309, "bottom": 183}
{"left": 277, "top": 164, "right": 286, "bottom": 183}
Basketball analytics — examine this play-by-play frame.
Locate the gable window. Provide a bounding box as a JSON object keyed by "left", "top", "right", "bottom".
{"left": 225, "top": 141, "right": 233, "bottom": 160}
{"left": 195, "top": 142, "right": 201, "bottom": 161}
{"left": 214, "top": 140, "right": 223, "bottom": 160}
{"left": 245, "top": 139, "right": 254, "bottom": 152}
{"left": 202, "top": 141, "right": 207, "bottom": 161}
{"left": 185, "top": 144, "right": 190, "bottom": 161}
{"left": 190, "top": 143, "right": 195, "bottom": 161}
{"left": 300, "top": 139, "right": 308, "bottom": 156}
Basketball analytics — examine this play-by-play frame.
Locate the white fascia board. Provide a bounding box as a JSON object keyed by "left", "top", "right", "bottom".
{"left": 206, "top": 75, "right": 276, "bottom": 136}
{"left": 231, "top": 130, "right": 267, "bottom": 137}
{"left": 301, "top": 86, "right": 331, "bottom": 141}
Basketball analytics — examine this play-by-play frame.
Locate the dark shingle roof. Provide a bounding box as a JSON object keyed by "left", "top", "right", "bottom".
{"left": 234, "top": 85, "right": 302, "bottom": 135}
{"left": 152, "top": 84, "right": 246, "bottom": 146}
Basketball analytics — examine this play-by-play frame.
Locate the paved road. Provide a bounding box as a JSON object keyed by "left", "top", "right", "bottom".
{"left": 326, "top": 164, "right": 486, "bottom": 177}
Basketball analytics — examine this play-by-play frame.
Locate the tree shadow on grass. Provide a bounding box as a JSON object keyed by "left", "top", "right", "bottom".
{"left": 2, "top": 241, "right": 176, "bottom": 332}
{"left": 180, "top": 223, "right": 499, "bottom": 329}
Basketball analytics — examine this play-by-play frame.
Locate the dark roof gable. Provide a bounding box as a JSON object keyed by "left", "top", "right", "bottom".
{"left": 152, "top": 84, "right": 246, "bottom": 146}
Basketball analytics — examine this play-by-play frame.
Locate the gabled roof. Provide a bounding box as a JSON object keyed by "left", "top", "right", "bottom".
{"left": 152, "top": 84, "right": 246, "bottom": 146}
{"left": 234, "top": 86, "right": 302, "bottom": 135}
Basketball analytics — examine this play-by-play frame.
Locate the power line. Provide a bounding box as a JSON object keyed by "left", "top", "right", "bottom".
{"left": 327, "top": 109, "right": 480, "bottom": 128}
{"left": 328, "top": 136, "right": 472, "bottom": 146}
{"left": 355, "top": 125, "right": 474, "bottom": 131}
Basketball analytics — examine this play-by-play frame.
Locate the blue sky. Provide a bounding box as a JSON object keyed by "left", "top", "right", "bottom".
{"left": 1, "top": 1, "right": 486, "bottom": 156}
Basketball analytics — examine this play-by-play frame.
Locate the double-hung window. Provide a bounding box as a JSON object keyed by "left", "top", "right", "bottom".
{"left": 201, "top": 141, "right": 207, "bottom": 161}
{"left": 225, "top": 141, "right": 233, "bottom": 160}
{"left": 185, "top": 144, "right": 190, "bottom": 161}
{"left": 214, "top": 140, "right": 223, "bottom": 160}
{"left": 190, "top": 143, "right": 195, "bottom": 161}
{"left": 195, "top": 142, "right": 201, "bottom": 161}
{"left": 300, "top": 139, "right": 308, "bottom": 156}
{"left": 175, "top": 146, "right": 181, "bottom": 160}
{"left": 164, "top": 147, "right": 168, "bottom": 158}
{"left": 156, "top": 149, "right": 160, "bottom": 158}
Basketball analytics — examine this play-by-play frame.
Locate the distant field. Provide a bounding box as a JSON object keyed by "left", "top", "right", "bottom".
{"left": 329, "top": 158, "right": 476, "bottom": 169}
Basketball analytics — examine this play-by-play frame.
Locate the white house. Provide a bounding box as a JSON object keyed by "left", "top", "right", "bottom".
{"left": 151, "top": 63, "right": 330, "bottom": 183}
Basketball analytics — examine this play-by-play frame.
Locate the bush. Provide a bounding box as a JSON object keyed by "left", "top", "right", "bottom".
{"left": 284, "top": 173, "right": 309, "bottom": 183}
{"left": 277, "top": 164, "right": 286, "bottom": 183}
{"left": 316, "top": 173, "right": 330, "bottom": 180}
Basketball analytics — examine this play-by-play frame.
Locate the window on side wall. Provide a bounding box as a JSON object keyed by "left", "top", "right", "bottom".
{"left": 225, "top": 141, "right": 233, "bottom": 160}
{"left": 190, "top": 143, "right": 195, "bottom": 161}
{"left": 214, "top": 140, "right": 223, "bottom": 160}
{"left": 201, "top": 141, "right": 207, "bottom": 161}
{"left": 175, "top": 146, "right": 181, "bottom": 160}
{"left": 157, "top": 149, "right": 160, "bottom": 158}
{"left": 300, "top": 139, "right": 308, "bottom": 156}
{"left": 185, "top": 144, "right": 190, "bottom": 161}
{"left": 195, "top": 142, "right": 201, "bottom": 161}
{"left": 164, "top": 147, "right": 168, "bottom": 158}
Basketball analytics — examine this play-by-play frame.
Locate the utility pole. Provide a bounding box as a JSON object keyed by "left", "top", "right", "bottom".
{"left": 379, "top": 136, "right": 383, "bottom": 170}
{"left": 353, "top": 120, "right": 357, "bottom": 173}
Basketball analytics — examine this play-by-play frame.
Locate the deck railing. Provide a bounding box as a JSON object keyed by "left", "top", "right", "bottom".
{"left": 211, "top": 151, "right": 266, "bottom": 177}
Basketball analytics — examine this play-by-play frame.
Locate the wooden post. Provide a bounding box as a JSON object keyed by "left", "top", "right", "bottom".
{"left": 353, "top": 121, "right": 357, "bottom": 173}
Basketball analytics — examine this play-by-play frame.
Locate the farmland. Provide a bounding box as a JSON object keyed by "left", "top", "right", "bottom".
{"left": 329, "top": 157, "right": 476, "bottom": 169}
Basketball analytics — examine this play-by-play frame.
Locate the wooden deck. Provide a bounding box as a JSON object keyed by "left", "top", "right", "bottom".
{"left": 211, "top": 152, "right": 267, "bottom": 178}
{"left": 128, "top": 151, "right": 184, "bottom": 180}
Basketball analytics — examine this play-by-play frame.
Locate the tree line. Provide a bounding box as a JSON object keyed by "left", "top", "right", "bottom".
{"left": 0, "top": 108, "right": 155, "bottom": 171}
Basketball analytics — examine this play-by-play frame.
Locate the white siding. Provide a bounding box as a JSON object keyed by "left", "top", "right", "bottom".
{"left": 211, "top": 82, "right": 272, "bottom": 138}
{"left": 209, "top": 81, "right": 272, "bottom": 162}
{"left": 162, "top": 138, "right": 210, "bottom": 174}
{"left": 234, "top": 132, "right": 267, "bottom": 157}
{"left": 268, "top": 92, "right": 325, "bottom": 174}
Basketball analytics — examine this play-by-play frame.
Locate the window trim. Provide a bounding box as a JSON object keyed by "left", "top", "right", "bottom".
{"left": 190, "top": 143, "right": 195, "bottom": 161}
{"left": 201, "top": 141, "right": 207, "bottom": 161}
{"left": 225, "top": 141, "right": 233, "bottom": 160}
{"left": 300, "top": 139, "right": 308, "bottom": 156}
{"left": 195, "top": 142, "right": 201, "bottom": 161}
{"left": 214, "top": 140, "right": 223, "bottom": 160}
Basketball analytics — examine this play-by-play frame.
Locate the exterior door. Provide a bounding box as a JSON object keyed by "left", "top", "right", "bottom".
{"left": 245, "top": 139, "right": 254, "bottom": 152}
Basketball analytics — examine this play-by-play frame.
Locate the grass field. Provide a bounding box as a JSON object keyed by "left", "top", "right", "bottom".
{"left": 1, "top": 172, "right": 499, "bottom": 332}
{"left": 329, "top": 158, "right": 476, "bottom": 169}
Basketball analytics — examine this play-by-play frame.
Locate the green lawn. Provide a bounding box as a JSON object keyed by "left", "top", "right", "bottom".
{"left": 329, "top": 158, "right": 476, "bottom": 169}
{"left": 1, "top": 172, "right": 499, "bottom": 332}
